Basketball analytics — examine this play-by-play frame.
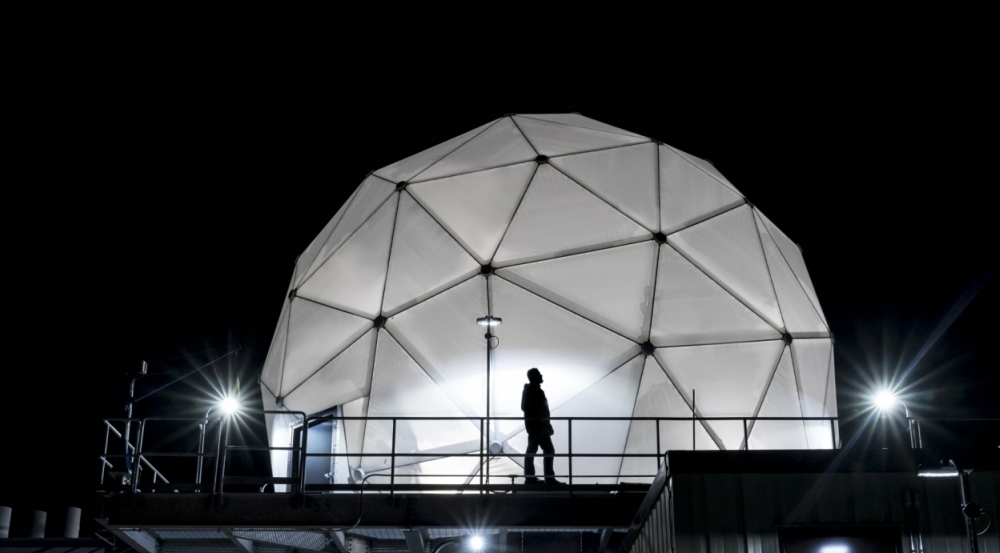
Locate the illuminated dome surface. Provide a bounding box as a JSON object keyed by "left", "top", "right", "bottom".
{"left": 260, "top": 114, "right": 836, "bottom": 484}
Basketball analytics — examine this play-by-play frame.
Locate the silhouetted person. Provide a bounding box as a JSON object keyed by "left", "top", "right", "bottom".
{"left": 521, "top": 368, "right": 561, "bottom": 484}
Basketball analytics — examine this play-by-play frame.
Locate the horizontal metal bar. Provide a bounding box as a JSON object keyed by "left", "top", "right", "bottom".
{"left": 299, "top": 452, "right": 665, "bottom": 458}
{"left": 294, "top": 416, "right": 843, "bottom": 421}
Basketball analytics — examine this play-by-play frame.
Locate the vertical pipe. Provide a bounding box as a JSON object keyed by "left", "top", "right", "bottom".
{"left": 743, "top": 419, "right": 749, "bottom": 450}
{"left": 64, "top": 507, "right": 81, "bottom": 539}
{"left": 479, "top": 418, "right": 485, "bottom": 493}
{"left": 568, "top": 419, "right": 572, "bottom": 492}
{"left": 656, "top": 420, "right": 661, "bottom": 468}
{"left": 957, "top": 467, "right": 979, "bottom": 553}
{"left": 485, "top": 329, "right": 491, "bottom": 486}
{"left": 298, "top": 416, "right": 308, "bottom": 496}
{"left": 30, "top": 510, "right": 46, "bottom": 538}
{"left": 830, "top": 419, "right": 836, "bottom": 449}
{"left": 196, "top": 419, "right": 207, "bottom": 489}
{"left": 0, "top": 506, "right": 11, "bottom": 538}
{"left": 218, "top": 416, "right": 232, "bottom": 497}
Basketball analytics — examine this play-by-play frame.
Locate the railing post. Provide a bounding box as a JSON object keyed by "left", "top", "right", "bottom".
{"left": 479, "top": 418, "right": 484, "bottom": 493}
{"left": 130, "top": 420, "right": 143, "bottom": 495}
{"left": 212, "top": 417, "right": 224, "bottom": 496}
{"left": 390, "top": 418, "right": 396, "bottom": 501}
{"left": 692, "top": 389, "right": 696, "bottom": 450}
{"left": 568, "top": 419, "right": 572, "bottom": 494}
{"left": 656, "top": 419, "right": 661, "bottom": 468}
{"left": 298, "top": 416, "right": 308, "bottom": 496}
{"left": 743, "top": 419, "right": 749, "bottom": 450}
{"left": 218, "top": 416, "right": 232, "bottom": 499}
{"left": 830, "top": 419, "right": 837, "bottom": 449}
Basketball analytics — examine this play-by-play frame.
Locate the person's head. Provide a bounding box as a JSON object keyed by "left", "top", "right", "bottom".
{"left": 527, "top": 368, "right": 543, "bottom": 384}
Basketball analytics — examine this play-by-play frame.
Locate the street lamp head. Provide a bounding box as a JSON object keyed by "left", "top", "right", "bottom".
{"left": 220, "top": 396, "right": 240, "bottom": 415}
{"left": 476, "top": 316, "right": 502, "bottom": 327}
{"left": 874, "top": 389, "right": 897, "bottom": 411}
{"left": 468, "top": 535, "right": 485, "bottom": 551}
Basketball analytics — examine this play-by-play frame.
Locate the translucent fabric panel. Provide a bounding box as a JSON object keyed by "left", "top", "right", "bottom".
{"left": 619, "top": 357, "right": 717, "bottom": 483}
{"left": 283, "top": 329, "right": 375, "bottom": 415}
{"left": 302, "top": 175, "right": 396, "bottom": 283}
{"left": 259, "top": 299, "right": 290, "bottom": 396}
{"left": 362, "top": 330, "right": 482, "bottom": 471}
{"left": 655, "top": 340, "right": 784, "bottom": 450}
{"left": 298, "top": 194, "right": 398, "bottom": 317}
{"left": 504, "top": 355, "right": 643, "bottom": 484}
{"left": 758, "top": 222, "right": 829, "bottom": 337}
{"left": 512, "top": 116, "right": 647, "bottom": 157}
{"left": 667, "top": 205, "right": 783, "bottom": 329}
{"left": 493, "top": 165, "right": 650, "bottom": 267}
{"left": 489, "top": 278, "right": 641, "bottom": 440}
{"left": 385, "top": 277, "right": 488, "bottom": 418}
{"left": 670, "top": 146, "right": 742, "bottom": 196}
{"left": 550, "top": 143, "right": 659, "bottom": 231}
{"left": 414, "top": 118, "right": 537, "bottom": 182}
{"left": 471, "top": 453, "right": 527, "bottom": 486}
{"left": 366, "top": 453, "right": 481, "bottom": 487}
{"left": 294, "top": 186, "right": 358, "bottom": 288}
{"left": 280, "top": 298, "right": 372, "bottom": 395}
{"left": 375, "top": 119, "right": 499, "bottom": 183}
{"left": 651, "top": 245, "right": 781, "bottom": 347}
{"left": 409, "top": 162, "right": 535, "bottom": 264}
{"left": 343, "top": 395, "right": 368, "bottom": 469}
{"left": 261, "top": 387, "right": 303, "bottom": 491}
{"left": 382, "top": 192, "right": 481, "bottom": 315}
{"left": 659, "top": 145, "right": 744, "bottom": 234}
{"left": 756, "top": 210, "right": 826, "bottom": 321}
{"left": 516, "top": 113, "right": 647, "bottom": 138}
{"left": 748, "top": 346, "right": 808, "bottom": 450}
{"left": 791, "top": 338, "right": 835, "bottom": 449}
{"left": 497, "top": 242, "right": 656, "bottom": 342}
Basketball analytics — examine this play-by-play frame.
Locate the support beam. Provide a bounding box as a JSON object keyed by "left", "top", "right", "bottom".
{"left": 224, "top": 530, "right": 254, "bottom": 553}
{"left": 327, "top": 530, "right": 349, "bottom": 553}
{"left": 598, "top": 528, "right": 612, "bottom": 552}
{"left": 403, "top": 529, "right": 425, "bottom": 553}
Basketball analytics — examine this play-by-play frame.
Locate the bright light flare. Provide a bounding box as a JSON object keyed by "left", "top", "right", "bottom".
{"left": 819, "top": 546, "right": 850, "bottom": 553}
{"left": 873, "top": 390, "right": 897, "bottom": 411}
{"left": 476, "top": 316, "right": 502, "bottom": 327}
{"left": 220, "top": 396, "right": 240, "bottom": 415}
{"left": 468, "top": 535, "right": 484, "bottom": 551}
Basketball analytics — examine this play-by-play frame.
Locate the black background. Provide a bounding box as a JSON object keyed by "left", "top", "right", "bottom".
{"left": 3, "top": 16, "right": 997, "bottom": 538}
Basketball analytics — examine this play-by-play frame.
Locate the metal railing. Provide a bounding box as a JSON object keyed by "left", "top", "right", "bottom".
{"left": 99, "top": 412, "right": 843, "bottom": 500}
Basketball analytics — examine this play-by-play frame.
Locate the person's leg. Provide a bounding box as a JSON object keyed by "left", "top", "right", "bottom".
{"left": 540, "top": 435, "right": 557, "bottom": 482}
{"left": 524, "top": 433, "right": 539, "bottom": 482}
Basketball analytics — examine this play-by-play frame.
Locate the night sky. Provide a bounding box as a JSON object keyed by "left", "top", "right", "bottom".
{"left": 4, "top": 27, "right": 997, "bottom": 537}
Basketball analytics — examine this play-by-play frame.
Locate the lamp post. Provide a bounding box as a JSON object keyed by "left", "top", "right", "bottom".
{"left": 873, "top": 389, "right": 921, "bottom": 449}
{"left": 476, "top": 315, "right": 502, "bottom": 485}
{"left": 196, "top": 395, "right": 240, "bottom": 490}
{"left": 918, "top": 460, "right": 984, "bottom": 553}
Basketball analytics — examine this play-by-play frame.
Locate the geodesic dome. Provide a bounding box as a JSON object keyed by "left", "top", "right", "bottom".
{"left": 259, "top": 114, "right": 836, "bottom": 485}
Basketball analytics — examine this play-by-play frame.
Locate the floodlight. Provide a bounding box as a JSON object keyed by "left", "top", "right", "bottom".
{"left": 220, "top": 396, "right": 240, "bottom": 415}
{"left": 917, "top": 464, "right": 960, "bottom": 478}
{"left": 468, "top": 535, "right": 484, "bottom": 551}
{"left": 476, "top": 316, "right": 502, "bottom": 327}
{"left": 874, "top": 390, "right": 897, "bottom": 411}
{"left": 819, "top": 546, "right": 849, "bottom": 553}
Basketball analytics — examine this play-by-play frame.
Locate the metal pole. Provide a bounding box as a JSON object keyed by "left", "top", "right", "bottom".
{"left": 568, "top": 419, "right": 572, "bottom": 492}
{"left": 743, "top": 419, "right": 749, "bottom": 450}
{"left": 218, "top": 416, "right": 232, "bottom": 498}
{"left": 479, "top": 418, "right": 484, "bottom": 493}
{"left": 692, "top": 389, "right": 696, "bottom": 450}
{"left": 656, "top": 419, "right": 661, "bottom": 468}
{"left": 485, "top": 328, "right": 492, "bottom": 486}
{"left": 830, "top": 419, "right": 837, "bottom": 449}
{"left": 390, "top": 419, "right": 397, "bottom": 501}
{"left": 124, "top": 361, "right": 147, "bottom": 476}
{"left": 956, "top": 464, "right": 980, "bottom": 553}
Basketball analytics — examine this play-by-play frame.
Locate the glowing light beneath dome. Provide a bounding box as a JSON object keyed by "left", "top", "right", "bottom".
{"left": 873, "top": 390, "right": 897, "bottom": 411}
{"left": 220, "top": 396, "right": 240, "bottom": 415}
{"left": 468, "top": 535, "right": 484, "bottom": 551}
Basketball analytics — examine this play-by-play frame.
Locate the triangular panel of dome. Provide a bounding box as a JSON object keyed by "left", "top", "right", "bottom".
{"left": 619, "top": 356, "right": 717, "bottom": 483}
{"left": 260, "top": 299, "right": 290, "bottom": 396}
{"left": 489, "top": 277, "right": 641, "bottom": 441}
{"left": 756, "top": 210, "right": 826, "bottom": 321}
{"left": 504, "top": 355, "right": 644, "bottom": 484}
{"left": 366, "top": 453, "right": 481, "bottom": 486}
{"left": 791, "top": 338, "right": 835, "bottom": 449}
{"left": 550, "top": 142, "right": 659, "bottom": 231}
{"left": 343, "top": 395, "right": 368, "bottom": 470}
{"left": 361, "top": 330, "right": 482, "bottom": 471}
{"left": 655, "top": 340, "right": 784, "bottom": 450}
{"left": 294, "top": 186, "right": 358, "bottom": 288}
{"left": 493, "top": 165, "right": 650, "bottom": 267}
{"left": 280, "top": 298, "right": 372, "bottom": 396}
{"left": 667, "top": 205, "right": 784, "bottom": 329}
{"left": 516, "top": 114, "right": 647, "bottom": 138}
{"left": 302, "top": 175, "right": 396, "bottom": 283}
{"left": 650, "top": 245, "right": 780, "bottom": 346}
{"left": 512, "top": 116, "right": 648, "bottom": 157}
{"left": 382, "top": 192, "right": 481, "bottom": 315}
{"left": 283, "top": 328, "right": 376, "bottom": 415}
{"left": 298, "top": 194, "right": 398, "bottom": 317}
{"left": 412, "top": 118, "right": 537, "bottom": 182}
{"left": 386, "top": 276, "right": 488, "bottom": 419}
{"left": 659, "top": 145, "right": 744, "bottom": 234}
{"left": 408, "top": 162, "right": 535, "bottom": 264}
{"left": 670, "top": 146, "right": 741, "bottom": 196}
{"left": 471, "top": 453, "right": 528, "bottom": 485}
{"left": 497, "top": 241, "right": 657, "bottom": 342}
{"left": 375, "top": 119, "right": 499, "bottom": 183}
{"left": 748, "top": 346, "right": 808, "bottom": 450}
{"left": 757, "top": 216, "right": 829, "bottom": 337}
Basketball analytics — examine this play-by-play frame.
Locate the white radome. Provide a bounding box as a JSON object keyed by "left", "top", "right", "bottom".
{"left": 260, "top": 114, "right": 836, "bottom": 485}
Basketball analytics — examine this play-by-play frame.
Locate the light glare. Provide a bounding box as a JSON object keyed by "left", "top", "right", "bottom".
{"left": 220, "top": 396, "right": 240, "bottom": 415}
{"left": 820, "top": 546, "right": 849, "bottom": 553}
{"left": 874, "top": 390, "right": 897, "bottom": 411}
{"left": 468, "top": 535, "right": 484, "bottom": 551}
